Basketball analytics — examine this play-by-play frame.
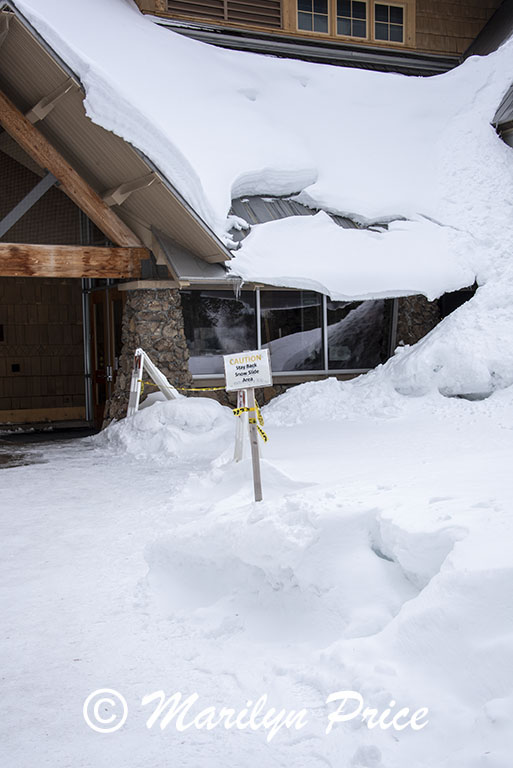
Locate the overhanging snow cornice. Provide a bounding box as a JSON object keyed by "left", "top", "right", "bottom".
{"left": 1, "top": 1, "right": 232, "bottom": 264}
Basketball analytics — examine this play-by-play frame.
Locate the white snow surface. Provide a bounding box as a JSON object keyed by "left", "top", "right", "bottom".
{"left": 12, "top": 0, "right": 513, "bottom": 300}
{"left": 3, "top": 383, "right": 513, "bottom": 767}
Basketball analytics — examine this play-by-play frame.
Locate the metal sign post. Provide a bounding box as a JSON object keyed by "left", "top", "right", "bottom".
{"left": 223, "top": 349, "right": 272, "bottom": 503}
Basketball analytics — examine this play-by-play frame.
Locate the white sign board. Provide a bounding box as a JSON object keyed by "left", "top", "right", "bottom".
{"left": 223, "top": 349, "right": 272, "bottom": 392}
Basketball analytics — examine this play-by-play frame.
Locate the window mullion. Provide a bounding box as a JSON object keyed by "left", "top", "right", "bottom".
{"left": 256, "top": 287, "right": 262, "bottom": 349}
{"left": 322, "top": 293, "right": 328, "bottom": 372}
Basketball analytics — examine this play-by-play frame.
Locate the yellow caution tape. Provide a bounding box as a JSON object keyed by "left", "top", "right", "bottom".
{"left": 233, "top": 400, "right": 267, "bottom": 441}
{"left": 137, "top": 378, "right": 269, "bottom": 441}
{"left": 138, "top": 379, "right": 225, "bottom": 392}
{"left": 249, "top": 418, "right": 269, "bottom": 442}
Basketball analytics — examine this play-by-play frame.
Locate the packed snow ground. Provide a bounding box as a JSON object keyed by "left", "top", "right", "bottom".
{"left": 2, "top": 374, "right": 513, "bottom": 768}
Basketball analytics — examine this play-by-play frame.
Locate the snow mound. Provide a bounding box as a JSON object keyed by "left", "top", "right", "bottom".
{"left": 146, "top": 486, "right": 422, "bottom": 645}
{"left": 97, "top": 397, "right": 234, "bottom": 462}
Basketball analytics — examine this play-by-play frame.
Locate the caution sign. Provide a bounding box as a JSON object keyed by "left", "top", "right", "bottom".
{"left": 223, "top": 349, "right": 272, "bottom": 392}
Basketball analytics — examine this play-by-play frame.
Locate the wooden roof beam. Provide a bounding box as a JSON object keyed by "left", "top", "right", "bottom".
{"left": 0, "top": 88, "right": 144, "bottom": 248}
{"left": 0, "top": 242, "right": 146, "bottom": 278}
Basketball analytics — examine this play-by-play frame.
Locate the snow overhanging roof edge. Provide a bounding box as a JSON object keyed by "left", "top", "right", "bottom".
{"left": 0, "top": 1, "right": 232, "bottom": 264}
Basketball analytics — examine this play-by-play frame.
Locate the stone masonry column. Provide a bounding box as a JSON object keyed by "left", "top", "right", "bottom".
{"left": 103, "top": 288, "right": 192, "bottom": 425}
{"left": 396, "top": 295, "right": 440, "bottom": 347}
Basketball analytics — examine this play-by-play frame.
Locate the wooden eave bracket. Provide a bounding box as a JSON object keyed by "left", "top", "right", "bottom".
{"left": 0, "top": 87, "right": 144, "bottom": 248}
{"left": 25, "top": 77, "right": 79, "bottom": 124}
{"left": 102, "top": 172, "right": 158, "bottom": 206}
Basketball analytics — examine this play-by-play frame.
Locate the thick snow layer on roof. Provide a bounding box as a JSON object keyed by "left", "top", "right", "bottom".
{"left": 12, "top": 0, "right": 513, "bottom": 300}
{"left": 231, "top": 214, "right": 476, "bottom": 301}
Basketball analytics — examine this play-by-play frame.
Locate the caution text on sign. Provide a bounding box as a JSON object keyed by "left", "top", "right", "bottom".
{"left": 223, "top": 349, "right": 272, "bottom": 392}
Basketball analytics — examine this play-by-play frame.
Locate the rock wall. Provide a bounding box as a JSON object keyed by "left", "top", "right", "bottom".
{"left": 103, "top": 288, "right": 193, "bottom": 425}
{"left": 396, "top": 295, "right": 440, "bottom": 347}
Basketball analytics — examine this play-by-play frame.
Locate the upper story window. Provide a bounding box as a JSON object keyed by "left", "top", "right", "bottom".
{"left": 298, "top": 0, "right": 329, "bottom": 33}
{"left": 296, "top": 0, "right": 410, "bottom": 45}
{"left": 375, "top": 3, "right": 404, "bottom": 42}
{"left": 336, "top": 0, "right": 366, "bottom": 38}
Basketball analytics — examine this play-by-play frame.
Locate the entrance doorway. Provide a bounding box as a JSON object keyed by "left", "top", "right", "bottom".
{"left": 89, "top": 285, "right": 124, "bottom": 427}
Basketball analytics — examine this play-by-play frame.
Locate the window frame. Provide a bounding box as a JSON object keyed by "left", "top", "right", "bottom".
{"left": 292, "top": 0, "right": 414, "bottom": 48}
{"left": 297, "top": 0, "right": 331, "bottom": 37}
{"left": 335, "top": 0, "right": 369, "bottom": 42}
{"left": 183, "top": 287, "right": 398, "bottom": 379}
{"left": 373, "top": 2, "right": 406, "bottom": 44}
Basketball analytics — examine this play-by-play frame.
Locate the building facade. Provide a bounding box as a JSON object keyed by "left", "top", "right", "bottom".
{"left": 0, "top": 0, "right": 509, "bottom": 429}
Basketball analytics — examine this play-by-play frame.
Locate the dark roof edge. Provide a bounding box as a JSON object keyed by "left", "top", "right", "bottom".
{"left": 3, "top": 0, "right": 232, "bottom": 262}
{"left": 150, "top": 16, "right": 458, "bottom": 75}
{"left": 463, "top": 0, "right": 513, "bottom": 60}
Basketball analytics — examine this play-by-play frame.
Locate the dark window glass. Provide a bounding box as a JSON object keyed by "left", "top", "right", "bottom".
{"left": 375, "top": 21, "right": 388, "bottom": 39}
{"left": 315, "top": 0, "right": 328, "bottom": 13}
{"left": 390, "top": 23, "right": 403, "bottom": 41}
{"left": 338, "top": 17, "right": 351, "bottom": 34}
{"left": 339, "top": 0, "right": 351, "bottom": 14}
{"left": 327, "top": 299, "right": 391, "bottom": 370}
{"left": 181, "top": 290, "right": 256, "bottom": 375}
{"left": 298, "top": 10, "right": 313, "bottom": 29}
{"left": 375, "top": 3, "right": 388, "bottom": 21}
{"left": 298, "top": 0, "right": 311, "bottom": 11}
{"left": 390, "top": 5, "right": 403, "bottom": 23}
{"left": 261, "top": 291, "right": 323, "bottom": 371}
{"left": 353, "top": 0, "right": 366, "bottom": 18}
{"left": 353, "top": 19, "right": 366, "bottom": 36}
{"left": 314, "top": 13, "right": 328, "bottom": 32}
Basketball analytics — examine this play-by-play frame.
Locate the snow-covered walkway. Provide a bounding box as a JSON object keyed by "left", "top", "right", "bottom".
{"left": 2, "top": 381, "right": 513, "bottom": 767}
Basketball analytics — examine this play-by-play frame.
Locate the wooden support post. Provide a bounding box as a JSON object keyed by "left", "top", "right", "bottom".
{"left": 234, "top": 389, "right": 247, "bottom": 462}
{"left": 246, "top": 388, "right": 263, "bottom": 502}
{"left": 0, "top": 88, "right": 143, "bottom": 247}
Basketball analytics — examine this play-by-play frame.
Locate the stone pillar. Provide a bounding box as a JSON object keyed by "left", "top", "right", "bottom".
{"left": 396, "top": 295, "right": 440, "bottom": 347}
{"left": 103, "top": 288, "right": 193, "bottom": 425}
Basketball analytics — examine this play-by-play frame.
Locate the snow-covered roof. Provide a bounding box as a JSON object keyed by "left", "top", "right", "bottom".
{"left": 9, "top": 0, "right": 513, "bottom": 300}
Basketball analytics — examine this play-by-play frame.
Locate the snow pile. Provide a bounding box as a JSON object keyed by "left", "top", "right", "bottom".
{"left": 97, "top": 396, "right": 234, "bottom": 462}
{"left": 12, "top": 0, "right": 513, "bottom": 301}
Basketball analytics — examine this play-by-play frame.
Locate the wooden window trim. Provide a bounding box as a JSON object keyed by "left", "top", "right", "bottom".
{"left": 334, "top": 0, "right": 370, "bottom": 42}
{"left": 286, "top": 0, "right": 415, "bottom": 49}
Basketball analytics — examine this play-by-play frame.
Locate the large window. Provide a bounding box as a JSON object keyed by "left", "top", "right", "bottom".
{"left": 261, "top": 291, "right": 323, "bottom": 371}
{"left": 182, "top": 288, "right": 395, "bottom": 377}
{"left": 327, "top": 299, "right": 389, "bottom": 369}
{"left": 181, "top": 290, "right": 256, "bottom": 375}
{"left": 296, "top": 0, "right": 409, "bottom": 44}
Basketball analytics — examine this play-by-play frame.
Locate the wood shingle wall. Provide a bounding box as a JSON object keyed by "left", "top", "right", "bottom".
{"left": 416, "top": 0, "right": 502, "bottom": 55}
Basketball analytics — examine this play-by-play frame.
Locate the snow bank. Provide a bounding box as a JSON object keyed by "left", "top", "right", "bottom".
{"left": 12, "top": 0, "right": 513, "bottom": 302}
{"left": 97, "top": 396, "right": 234, "bottom": 463}
{"left": 135, "top": 381, "right": 513, "bottom": 767}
